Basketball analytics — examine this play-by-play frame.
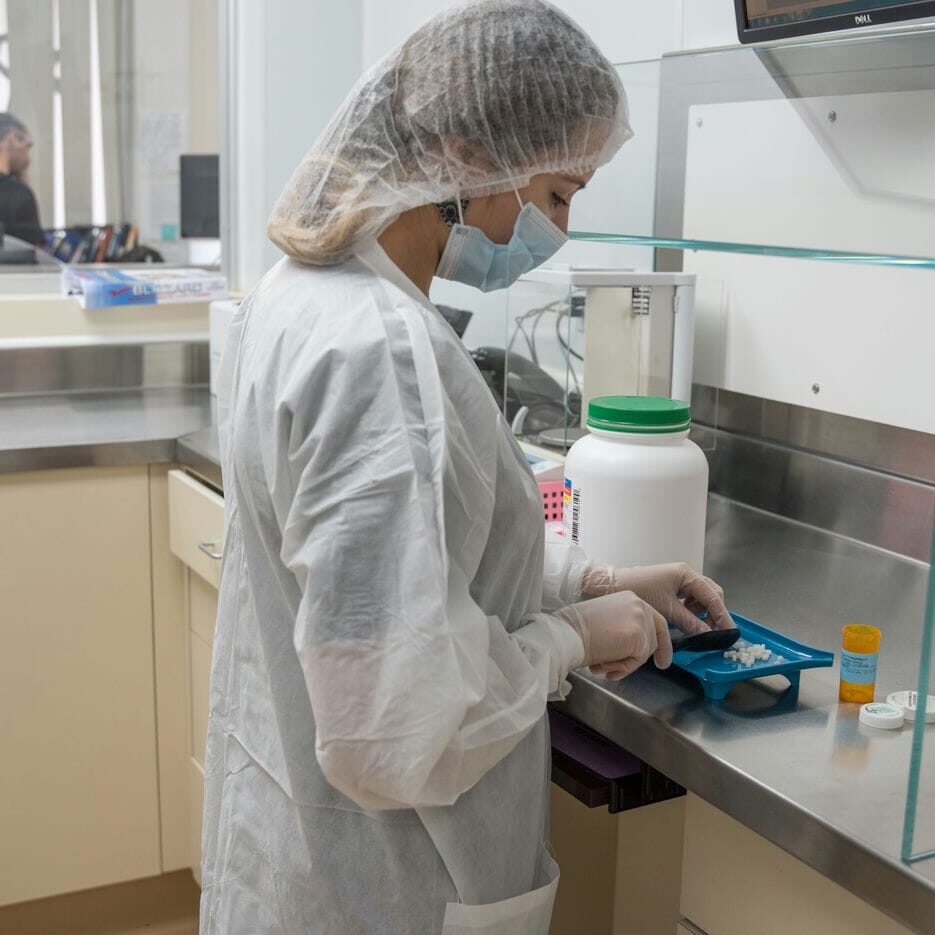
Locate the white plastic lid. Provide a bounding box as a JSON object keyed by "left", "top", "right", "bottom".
{"left": 859, "top": 702, "right": 905, "bottom": 730}
{"left": 886, "top": 691, "right": 935, "bottom": 723}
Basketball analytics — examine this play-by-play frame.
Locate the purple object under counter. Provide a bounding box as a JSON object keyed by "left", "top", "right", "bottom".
{"left": 549, "top": 707, "right": 642, "bottom": 780}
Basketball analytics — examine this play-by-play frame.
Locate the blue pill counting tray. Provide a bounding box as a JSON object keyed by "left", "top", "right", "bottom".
{"left": 671, "top": 612, "right": 834, "bottom": 701}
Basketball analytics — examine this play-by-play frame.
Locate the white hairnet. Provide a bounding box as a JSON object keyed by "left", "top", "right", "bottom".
{"left": 268, "top": 0, "right": 633, "bottom": 266}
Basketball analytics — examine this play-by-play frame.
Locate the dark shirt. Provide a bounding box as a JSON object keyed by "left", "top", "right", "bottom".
{"left": 0, "top": 173, "right": 43, "bottom": 245}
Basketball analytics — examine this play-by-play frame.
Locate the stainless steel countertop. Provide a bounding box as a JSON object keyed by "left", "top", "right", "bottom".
{"left": 564, "top": 497, "right": 935, "bottom": 933}
{"left": 0, "top": 387, "right": 214, "bottom": 475}
{"left": 4, "top": 399, "right": 934, "bottom": 930}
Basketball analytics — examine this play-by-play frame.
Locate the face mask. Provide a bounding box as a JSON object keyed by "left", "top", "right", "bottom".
{"left": 435, "top": 191, "right": 568, "bottom": 292}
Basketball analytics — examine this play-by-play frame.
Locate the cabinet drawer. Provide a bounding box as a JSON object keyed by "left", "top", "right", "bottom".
{"left": 168, "top": 469, "right": 224, "bottom": 588}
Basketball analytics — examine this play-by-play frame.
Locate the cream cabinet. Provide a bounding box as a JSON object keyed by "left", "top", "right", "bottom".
{"left": 0, "top": 466, "right": 161, "bottom": 906}
{"left": 549, "top": 776, "right": 916, "bottom": 935}
{"left": 185, "top": 572, "right": 218, "bottom": 885}
{"left": 166, "top": 468, "right": 223, "bottom": 884}
{"left": 549, "top": 785, "right": 686, "bottom": 935}
{"left": 679, "top": 794, "right": 914, "bottom": 935}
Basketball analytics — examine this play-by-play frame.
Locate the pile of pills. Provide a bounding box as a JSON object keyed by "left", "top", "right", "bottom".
{"left": 723, "top": 640, "right": 784, "bottom": 668}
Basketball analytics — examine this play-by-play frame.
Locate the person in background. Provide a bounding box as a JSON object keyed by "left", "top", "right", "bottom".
{"left": 0, "top": 113, "right": 42, "bottom": 245}
{"left": 201, "top": 2, "right": 733, "bottom": 933}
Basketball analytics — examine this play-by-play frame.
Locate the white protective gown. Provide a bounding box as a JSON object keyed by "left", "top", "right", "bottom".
{"left": 200, "top": 241, "right": 590, "bottom": 934}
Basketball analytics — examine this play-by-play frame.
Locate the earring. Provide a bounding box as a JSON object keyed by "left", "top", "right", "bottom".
{"left": 436, "top": 199, "right": 470, "bottom": 229}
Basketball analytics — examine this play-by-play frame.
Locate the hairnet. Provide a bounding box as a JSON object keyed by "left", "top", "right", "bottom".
{"left": 268, "top": 0, "right": 633, "bottom": 266}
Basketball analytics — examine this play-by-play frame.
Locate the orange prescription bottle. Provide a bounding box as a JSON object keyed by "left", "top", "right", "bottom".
{"left": 839, "top": 625, "right": 882, "bottom": 703}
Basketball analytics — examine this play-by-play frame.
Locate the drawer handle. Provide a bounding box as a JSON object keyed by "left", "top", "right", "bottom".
{"left": 198, "top": 540, "right": 223, "bottom": 560}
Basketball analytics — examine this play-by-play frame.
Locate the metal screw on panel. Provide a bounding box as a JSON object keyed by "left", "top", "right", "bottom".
{"left": 696, "top": 118, "right": 703, "bottom": 128}
{"left": 812, "top": 383, "right": 821, "bottom": 394}
{"left": 828, "top": 111, "right": 837, "bottom": 123}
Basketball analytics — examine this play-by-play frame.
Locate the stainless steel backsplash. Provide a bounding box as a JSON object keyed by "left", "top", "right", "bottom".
{"left": 692, "top": 385, "right": 935, "bottom": 562}
{"left": 0, "top": 342, "right": 929, "bottom": 562}
{"left": 0, "top": 339, "right": 209, "bottom": 397}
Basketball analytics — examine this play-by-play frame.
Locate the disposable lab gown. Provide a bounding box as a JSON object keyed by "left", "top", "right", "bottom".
{"left": 200, "top": 242, "right": 589, "bottom": 934}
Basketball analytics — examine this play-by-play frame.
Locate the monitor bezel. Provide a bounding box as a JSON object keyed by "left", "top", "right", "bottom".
{"left": 734, "top": 0, "right": 935, "bottom": 44}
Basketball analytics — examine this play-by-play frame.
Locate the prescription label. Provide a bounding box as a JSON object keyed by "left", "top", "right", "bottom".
{"left": 841, "top": 650, "right": 879, "bottom": 685}
{"left": 563, "top": 478, "right": 581, "bottom": 544}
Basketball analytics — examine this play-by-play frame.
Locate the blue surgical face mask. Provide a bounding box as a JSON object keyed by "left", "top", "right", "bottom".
{"left": 435, "top": 192, "right": 568, "bottom": 292}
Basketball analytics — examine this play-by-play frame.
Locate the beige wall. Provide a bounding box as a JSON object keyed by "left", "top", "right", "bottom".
{"left": 130, "top": 0, "right": 218, "bottom": 258}
{"left": 189, "top": 0, "right": 220, "bottom": 154}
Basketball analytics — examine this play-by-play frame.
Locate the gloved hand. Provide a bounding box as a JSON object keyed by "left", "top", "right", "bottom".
{"left": 554, "top": 590, "right": 671, "bottom": 680}
{"left": 581, "top": 562, "right": 732, "bottom": 634}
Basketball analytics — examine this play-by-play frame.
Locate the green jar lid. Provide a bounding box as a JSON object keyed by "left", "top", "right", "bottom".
{"left": 587, "top": 396, "right": 692, "bottom": 434}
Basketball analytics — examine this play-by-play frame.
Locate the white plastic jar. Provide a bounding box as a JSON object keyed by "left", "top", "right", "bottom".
{"left": 562, "top": 396, "right": 709, "bottom": 571}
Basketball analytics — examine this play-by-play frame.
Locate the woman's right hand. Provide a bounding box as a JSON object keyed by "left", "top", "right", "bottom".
{"left": 554, "top": 590, "right": 671, "bottom": 680}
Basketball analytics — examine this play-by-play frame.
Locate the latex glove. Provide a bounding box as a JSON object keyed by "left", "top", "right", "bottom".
{"left": 581, "top": 562, "right": 732, "bottom": 634}
{"left": 553, "top": 590, "right": 671, "bottom": 680}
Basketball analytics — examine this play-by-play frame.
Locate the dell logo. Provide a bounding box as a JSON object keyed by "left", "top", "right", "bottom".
{"left": 855, "top": 13, "right": 872, "bottom": 25}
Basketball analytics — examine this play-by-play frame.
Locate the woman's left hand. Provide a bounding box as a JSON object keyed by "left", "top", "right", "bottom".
{"left": 581, "top": 562, "right": 732, "bottom": 634}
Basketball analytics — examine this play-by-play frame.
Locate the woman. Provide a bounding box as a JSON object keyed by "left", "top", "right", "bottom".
{"left": 201, "top": 2, "right": 731, "bottom": 932}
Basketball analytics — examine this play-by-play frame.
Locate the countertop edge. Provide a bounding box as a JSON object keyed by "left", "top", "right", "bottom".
{"left": 175, "top": 435, "right": 223, "bottom": 489}
{"left": 562, "top": 674, "right": 932, "bottom": 935}
{"left": 0, "top": 438, "right": 180, "bottom": 475}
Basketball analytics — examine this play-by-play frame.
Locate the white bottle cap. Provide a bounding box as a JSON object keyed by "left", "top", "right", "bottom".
{"left": 886, "top": 691, "right": 935, "bottom": 723}
{"left": 859, "top": 702, "right": 905, "bottom": 730}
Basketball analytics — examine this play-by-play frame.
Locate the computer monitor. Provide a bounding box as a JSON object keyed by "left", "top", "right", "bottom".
{"left": 735, "top": 0, "right": 935, "bottom": 43}
{"left": 180, "top": 154, "right": 219, "bottom": 238}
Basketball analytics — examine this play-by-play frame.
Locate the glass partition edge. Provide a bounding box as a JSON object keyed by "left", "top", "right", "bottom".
{"left": 569, "top": 232, "right": 935, "bottom": 270}
{"left": 902, "top": 514, "right": 935, "bottom": 864}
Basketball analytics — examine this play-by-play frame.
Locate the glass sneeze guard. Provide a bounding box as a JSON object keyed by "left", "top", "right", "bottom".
{"left": 573, "top": 25, "right": 935, "bottom": 870}
{"left": 568, "top": 231, "right": 935, "bottom": 269}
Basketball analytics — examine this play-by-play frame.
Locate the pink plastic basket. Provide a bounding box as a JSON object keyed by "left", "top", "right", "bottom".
{"left": 538, "top": 480, "right": 565, "bottom": 524}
